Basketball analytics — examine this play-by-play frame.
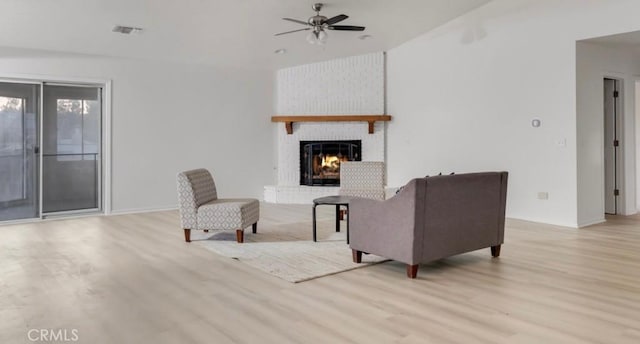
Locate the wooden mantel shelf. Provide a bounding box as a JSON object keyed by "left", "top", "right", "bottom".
{"left": 271, "top": 115, "right": 392, "bottom": 135}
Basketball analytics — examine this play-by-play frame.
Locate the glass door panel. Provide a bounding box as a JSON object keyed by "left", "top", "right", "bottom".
{"left": 42, "top": 85, "right": 101, "bottom": 213}
{"left": 0, "top": 82, "right": 40, "bottom": 221}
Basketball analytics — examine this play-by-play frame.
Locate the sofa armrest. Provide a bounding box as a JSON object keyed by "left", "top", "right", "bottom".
{"left": 349, "top": 178, "right": 424, "bottom": 265}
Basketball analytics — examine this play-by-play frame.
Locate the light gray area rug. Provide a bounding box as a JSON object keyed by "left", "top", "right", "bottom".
{"left": 192, "top": 214, "right": 388, "bottom": 283}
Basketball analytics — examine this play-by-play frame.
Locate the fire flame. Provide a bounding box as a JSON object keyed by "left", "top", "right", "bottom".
{"left": 321, "top": 155, "right": 343, "bottom": 170}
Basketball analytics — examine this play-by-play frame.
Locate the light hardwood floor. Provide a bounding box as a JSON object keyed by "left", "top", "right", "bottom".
{"left": 1, "top": 204, "right": 640, "bottom": 343}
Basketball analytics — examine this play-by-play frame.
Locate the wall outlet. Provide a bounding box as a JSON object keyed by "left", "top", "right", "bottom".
{"left": 537, "top": 192, "right": 549, "bottom": 200}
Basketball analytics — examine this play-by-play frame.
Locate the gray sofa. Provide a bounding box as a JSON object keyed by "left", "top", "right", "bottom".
{"left": 349, "top": 172, "right": 508, "bottom": 278}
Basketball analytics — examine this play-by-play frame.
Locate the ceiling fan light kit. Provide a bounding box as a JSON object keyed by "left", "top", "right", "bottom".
{"left": 275, "top": 3, "right": 365, "bottom": 45}
{"left": 307, "top": 28, "right": 328, "bottom": 45}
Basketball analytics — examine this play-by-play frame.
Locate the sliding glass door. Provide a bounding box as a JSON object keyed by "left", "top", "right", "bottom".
{"left": 42, "top": 85, "right": 101, "bottom": 214}
{"left": 0, "top": 82, "right": 40, "bottom": 221}
{"left": 0, "top": 81, "right": 102, "bottom": 222}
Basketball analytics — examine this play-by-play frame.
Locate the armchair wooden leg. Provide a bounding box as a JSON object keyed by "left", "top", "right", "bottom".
{"left": 491, "top": 245, "right": 501, "bottom": 257}
{"left": 339, "top": 209, "right": 346, "bottom": 221}
{"left": 184, "top": 229, "right": 191, "bottom": 243}
{"left": 407, "top": 264, "right": 419, "bottom": 279}
{"left": 352, "top": 250, "right": 362, "bottom": 263}
{"left": 252, "top": 222, "right": 257, "bottom": 234}
{"left": 236, "top": 229, "right": 244, "bottom": 243}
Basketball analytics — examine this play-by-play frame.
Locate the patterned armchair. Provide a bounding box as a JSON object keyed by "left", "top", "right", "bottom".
{"left": 339, "top": 161, "right": 385, "bottom": 200}
{"left": 338, "top": 161, "right": 385, "bottom": 220}
{"left": 176, "top": 169, "right": 259, "bottom": 243}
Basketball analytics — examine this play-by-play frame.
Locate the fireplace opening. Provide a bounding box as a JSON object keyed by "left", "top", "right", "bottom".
{"left": 300, "top": 140, "right": 361, "bottom": 186}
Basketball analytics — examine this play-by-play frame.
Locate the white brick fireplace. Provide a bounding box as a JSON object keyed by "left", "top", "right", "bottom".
{"left": 265, "top": 52, "right": 386, "bottom": 204}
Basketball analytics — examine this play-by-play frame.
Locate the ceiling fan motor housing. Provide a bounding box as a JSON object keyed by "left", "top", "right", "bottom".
{"left": 309, "top": 15, "right": 327, "bottom": 26}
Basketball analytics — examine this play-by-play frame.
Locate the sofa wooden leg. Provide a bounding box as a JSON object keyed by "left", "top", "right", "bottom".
{"left": 491, "top": 245, "right": 501, "bottom": 257}
{"left": 184, "top": 229, "right": 191, "bottom": 243}
{"left": 352, "top": 250, "right": 362, "bottom": 263}
{"left": 339, "top": 209, "right": 346, "bottom": 221}
{"left": 203, "top": 230, "right": 209, "bottom": 232}
{"left": 252, "top": 222, "right": 257, "bottom": 234}
{"left": 236, "top": 229, "right": 244, "bottom": 243}
{"left": 407, "top": 264, "right": 419, "bottom": 279}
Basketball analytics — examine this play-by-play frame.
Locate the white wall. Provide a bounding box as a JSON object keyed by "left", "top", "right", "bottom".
{"left": 576, "top": 42, "right": 640, "bottom": 224}
{"left": 386, "top": 0, "right": 640, "bottom": 227}
{"left": 0, "top": 46, "right": 274, "bottom": 213}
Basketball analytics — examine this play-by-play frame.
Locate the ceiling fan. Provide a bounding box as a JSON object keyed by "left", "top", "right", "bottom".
{"left": 275, "top": 3, "right": 366, "bottom": 45}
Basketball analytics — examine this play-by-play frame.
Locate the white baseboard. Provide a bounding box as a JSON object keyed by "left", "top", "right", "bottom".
{"left": 506, "top": 216, "right": 579, "bottom": 229}
{"left": 109, "top": 206, "right": 178, "bottom": 216}
{"left": 577, "top": 218, "right": 606, "bottom": 228}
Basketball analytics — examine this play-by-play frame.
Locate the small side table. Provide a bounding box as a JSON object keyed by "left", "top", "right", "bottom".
{"left": 312, "top": 195, "right": 353, "bottom": 243}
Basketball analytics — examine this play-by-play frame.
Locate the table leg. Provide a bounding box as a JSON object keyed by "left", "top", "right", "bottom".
{"left": 346, "top": 205, "right": 350, "bottom": 244}
{"left": 335, "top": 205, "right": 341, "bottom": 232}
{"left": 313, "top": 204, "right": 317, "bottom": 242}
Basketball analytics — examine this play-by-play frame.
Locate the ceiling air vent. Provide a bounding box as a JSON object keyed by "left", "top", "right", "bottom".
{"left": 112, "top": 25, "right": 143, "bottom": 34}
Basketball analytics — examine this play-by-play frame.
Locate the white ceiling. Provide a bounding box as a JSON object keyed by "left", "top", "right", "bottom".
{"left": 0, "top": 0, "right": 492, "bottom": 70}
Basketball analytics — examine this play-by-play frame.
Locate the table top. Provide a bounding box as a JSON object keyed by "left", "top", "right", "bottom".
{"left": 313, "top": 195, "right": 354, "bottom": 205}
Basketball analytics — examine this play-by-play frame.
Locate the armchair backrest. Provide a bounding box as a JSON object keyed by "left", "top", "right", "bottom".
{"left": 418, "top": 172, "right": 508, "bottom": 262}
{"left": 339, "top": 161, "right": 385, "bottom": 200}
{"left": 176, "top": 168, "right": 218, "bottom": 229}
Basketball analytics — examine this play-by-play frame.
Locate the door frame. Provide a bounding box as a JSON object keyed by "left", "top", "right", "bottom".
{"left": 601, "top": 73, "right": 640, "bottom": 217}
{"left": 0, "top": 73, "right": 112, "bottom": 223}
{"left": 604, "top": 77, "right": 621, "bottom": 215}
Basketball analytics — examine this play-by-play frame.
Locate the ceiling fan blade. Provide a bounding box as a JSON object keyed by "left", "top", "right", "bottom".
{"left": 274, "top": 28, "right": 311, "bottom": 36}
{"left": 323, "top": 14, "right": 348, "bottom": 25}
{"left": 282, "top": 18, "right": 309, "bottom": 26}
{"left": 328, "top": 25, "right": 366, "bottom": 31}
